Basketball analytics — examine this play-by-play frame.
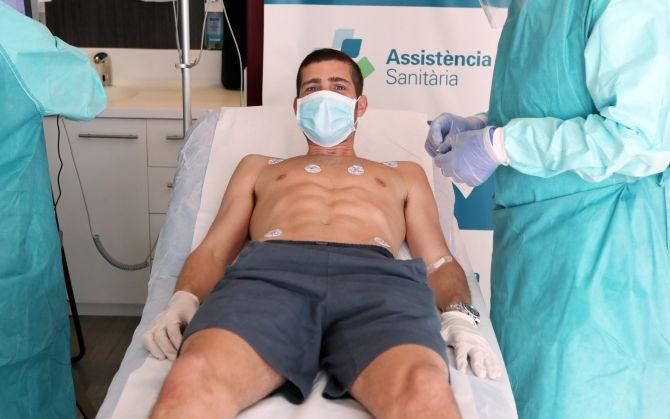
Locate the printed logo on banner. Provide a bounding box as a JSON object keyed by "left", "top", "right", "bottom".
{"left": 385, "top": 48, "right": 492, "bottom": 87}
{"left": 331, "top": 29, "right": 375, "bottom": 78}
{"left": 330, "top": 29, "right": 493, "bottom": 89}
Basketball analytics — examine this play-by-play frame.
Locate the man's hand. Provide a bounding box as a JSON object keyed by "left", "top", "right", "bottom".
{"left": 440, "top": 311, "right": 502, "bottom": 379}
{"left": 142, "top": 291, "right": 200, "bottom": 361}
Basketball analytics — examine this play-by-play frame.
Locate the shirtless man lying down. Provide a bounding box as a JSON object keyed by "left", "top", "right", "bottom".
{"left": 145, "top": 48, "right": 501, "bottom": 419}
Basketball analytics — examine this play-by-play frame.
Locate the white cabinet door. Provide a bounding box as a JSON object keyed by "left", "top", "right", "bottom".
{"left": 148, "top": 167, "right": 177, "bottom": 214}
{"left": 45, "top": 117, "right": 150, "bottom": 307}
{"left": 147, "top": 119, "right": 187, "bottom": 167}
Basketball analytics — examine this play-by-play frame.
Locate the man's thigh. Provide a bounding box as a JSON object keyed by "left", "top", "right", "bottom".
{"left": 321, "top": 255, "right": 447, "bottom": 399}
{"left": 169, "top": 329, "right": 284, "bottom": 409}
{"left": 181, "top": 269, "right": 323, "bottom": 402}
{"left": 349, "top": 344, "right": 459, "bottom": 418}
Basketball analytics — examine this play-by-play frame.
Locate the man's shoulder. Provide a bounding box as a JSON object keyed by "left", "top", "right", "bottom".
{"left": 393, "top": 161, "right": 427, "bottom": 178}
{"left": 393, "top": 160, "right": 423, "bottom": 170}
{"left": 361, "top": 158, "right": 422, "bottom": 171}
{"left": 359, "top": 158, "right": 427, "bottom": 180}
{"left": 239, "top": 153, "right": 277, "bottom": 164}
{"left": 389, "top": 161, "right": 431, "bottom": 192}
{"left": 236, "top": 154, "right": 282, "bottom": 170}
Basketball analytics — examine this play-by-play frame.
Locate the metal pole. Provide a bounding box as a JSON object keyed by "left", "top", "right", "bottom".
{"left": 180, "top": 0, "right": 192, "bottom": 136}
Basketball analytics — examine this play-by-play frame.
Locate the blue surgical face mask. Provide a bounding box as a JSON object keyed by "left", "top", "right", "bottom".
{"left": 296, "top": 90, "right": 359, "bottom": 148}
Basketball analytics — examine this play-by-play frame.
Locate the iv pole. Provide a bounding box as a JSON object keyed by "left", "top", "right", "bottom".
{"left": 176, "top": 0, "right": 192, "bottom": 137}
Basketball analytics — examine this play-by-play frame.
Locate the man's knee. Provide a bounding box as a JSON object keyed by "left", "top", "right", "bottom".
{"left": 163, "top": 352, "right": 211, "bottom": 391}
{"left": 157, "top": 351, "right": 241, "bottom": 414}
{"left": 391, "top": 364, "right": 458, "bottom": 416}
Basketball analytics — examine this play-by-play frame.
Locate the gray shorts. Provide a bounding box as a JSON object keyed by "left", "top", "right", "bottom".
{"left": 182, "top": 240, "right": 446, "bottom": 403}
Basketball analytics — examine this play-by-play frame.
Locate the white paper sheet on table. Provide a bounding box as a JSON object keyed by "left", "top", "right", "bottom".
{"left": 97, "top": 107, "right": 517, "bottom": 419}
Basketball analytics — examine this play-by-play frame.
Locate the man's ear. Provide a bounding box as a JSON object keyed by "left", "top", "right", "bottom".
{"left": 356, "top": 95, "right": 368, "bottom": 118}
{"left": 293, "top": 97, "right": 298, "bottom": 115}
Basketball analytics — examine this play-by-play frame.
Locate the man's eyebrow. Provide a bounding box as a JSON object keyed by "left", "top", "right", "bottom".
{"left": 328, "top": 76, "right": 352, "bottom": 85}
{"left": 301, "top": 78, "right": 321, "bottom": 87}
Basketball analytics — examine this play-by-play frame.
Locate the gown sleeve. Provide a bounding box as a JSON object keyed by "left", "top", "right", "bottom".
{"left": 0, "top": 4, "right": 106, "bottom": 120}
{"left": 502, "top": 0, "right": 670, "bottom": 182}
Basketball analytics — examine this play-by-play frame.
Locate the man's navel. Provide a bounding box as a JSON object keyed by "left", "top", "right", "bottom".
{"left": 375, "top": 177, "right": 387, "bottom": 188}
{"left": 275, "top": 173, "right": 287, "bottom": 181}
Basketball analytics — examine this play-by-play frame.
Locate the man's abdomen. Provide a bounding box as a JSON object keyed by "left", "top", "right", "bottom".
{"left": 249, "top": 183, "right": 405, "bottom": 254}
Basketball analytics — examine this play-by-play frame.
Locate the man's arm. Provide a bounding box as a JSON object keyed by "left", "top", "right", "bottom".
{"left": 402, "top": 163, "right": 501, "bottom": 379}
{"left": 143, "top": 154, "right": 268, "bottom": 360}
{"left": 175, "top": 154, "right": 267, "bottom": 302}
{"left": 401, "top": 162, "right": 471, "bottom": 311}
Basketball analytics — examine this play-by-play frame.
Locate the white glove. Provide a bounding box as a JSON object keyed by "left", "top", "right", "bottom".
{"left": 440, "top": 311, "right": 502, "bottom": 379}
{"left": 142, "top": 291, "right": 200, "bottom": 361}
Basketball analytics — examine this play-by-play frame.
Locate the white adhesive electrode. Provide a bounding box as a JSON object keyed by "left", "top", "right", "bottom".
{"left": 383, "top": 161, "right": 398, "bottom": 168}
{"left": 373, "top": 236, "right": 391, "bottom": 248}
{"left": 268, "top": 158, "right": 284, "bottom": 165}
{"left": 264, "top": 228, "right": 283, "bottom": 238}
{"left": 348, "top": 165, "right": 365, "bottom": 176}
{"left": 426, "top": 255, "right": 454, "bottom": 274}
{"left": 305, "top": 164, "right": 322, "bottom": 174}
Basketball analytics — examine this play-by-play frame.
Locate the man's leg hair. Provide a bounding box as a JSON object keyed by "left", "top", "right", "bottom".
{"left": 151, "top": 329, "right": 284, "bottom": 419}
{"left": 350, "top": 344, "right": 461, "bottom": 419}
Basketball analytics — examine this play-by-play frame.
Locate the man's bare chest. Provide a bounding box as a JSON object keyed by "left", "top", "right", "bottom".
{"left": 254, "top": 157, "right": 407, "bottom": 200}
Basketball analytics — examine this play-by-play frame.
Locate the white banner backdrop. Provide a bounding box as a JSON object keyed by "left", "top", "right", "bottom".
{"left": 263, "top": 1, "right": 504, "bottom": 308}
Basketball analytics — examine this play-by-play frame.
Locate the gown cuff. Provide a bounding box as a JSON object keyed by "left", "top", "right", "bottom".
{"left": 491, "top": 127, "right": 510, "bottom": 166}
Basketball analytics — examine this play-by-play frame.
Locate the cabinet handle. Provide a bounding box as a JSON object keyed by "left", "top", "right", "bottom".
{"left": 165, "top": 135, "right": 184, "bottom": 141}
{"left": 167, "top": 182, "right": 174, "bottom": 189}
{"left": 79, "top": 133, "right": 139, "bottom": 140}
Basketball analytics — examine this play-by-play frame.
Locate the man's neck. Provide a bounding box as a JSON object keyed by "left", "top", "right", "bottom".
{"left": 306, "top": 135, "right": 357, "bottom": 157}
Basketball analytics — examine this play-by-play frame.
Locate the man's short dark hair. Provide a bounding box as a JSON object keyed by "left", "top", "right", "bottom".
{"left": 296, "top": 48, "right": 364, "bottom": 97}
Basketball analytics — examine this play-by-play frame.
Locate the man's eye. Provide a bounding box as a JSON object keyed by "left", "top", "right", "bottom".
{"left": 335, "top": 85, "right": 346, "bottom": 90}
{"left": 305, "top": 86, "right": 316, "bottom": 92}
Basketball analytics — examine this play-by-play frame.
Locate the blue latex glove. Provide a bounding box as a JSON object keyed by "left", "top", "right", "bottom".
{"left": 435, "top": 127, "right": 500, "bottom": 187}
{"left": 425, "top": 113, "right": 487, "bottom": 157}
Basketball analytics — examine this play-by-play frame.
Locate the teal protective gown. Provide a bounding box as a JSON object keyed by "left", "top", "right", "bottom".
{"left": 488, "top": 0, "right": 670, "bottom": 418}
{"left": 0, "top": 4, "right": 105, "bottom": 417}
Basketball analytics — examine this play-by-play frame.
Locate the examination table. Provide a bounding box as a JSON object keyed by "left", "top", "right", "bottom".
{"left": 97, "top": 107, "right": 518, "bottom": 419}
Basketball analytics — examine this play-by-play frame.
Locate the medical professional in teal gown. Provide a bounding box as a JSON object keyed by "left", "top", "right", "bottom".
{"left": 426, "top": 0, "right": 670, "bottom": 417}
{"left": 0, "top": 3, "right": 105, "bottom": 417}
